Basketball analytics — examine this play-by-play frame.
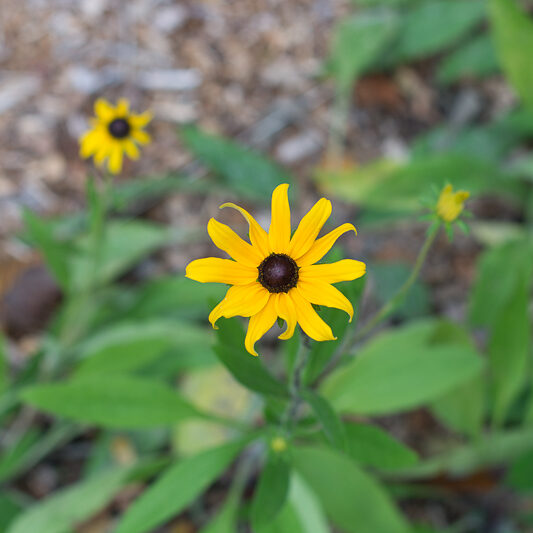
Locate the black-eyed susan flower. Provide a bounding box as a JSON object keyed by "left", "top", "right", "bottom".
{"left": 436, "top": 184, "right": 470, "bottom": 223}
{"left": 79, "top": 98, "right": 152, "bottom": 174}
{"left": 186, "top": 184, "right": 366, "bottom": 356}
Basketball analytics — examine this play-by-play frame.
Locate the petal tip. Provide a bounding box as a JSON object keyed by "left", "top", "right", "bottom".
{"left": 246, "top": 345, "right": 259, "bottom": 357}
{"left": 274, "top": 183, "right": 290, "bottom": 194}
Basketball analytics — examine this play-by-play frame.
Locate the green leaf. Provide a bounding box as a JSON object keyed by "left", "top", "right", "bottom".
{"left": 0, "top": 493, "right": 22, "bottom": 531}
{"left": 412, "top": 109, "right": 533, "bottom": 163}
{"left": 398, "top": 426, "right": 533, "bottom": 478}
{"left": 437, "top": 34, "right": 499, "bottom": 84}
{"left": 114, "top": 440, "right": 246, "bottom": 533}
{"left": 111, "top": 174, "right": 188, "bottom": 210}
{"left": 372, "top": 263, "right": 430, "bottom": 320}
{"left": 431, "top": 376, "right": 485, "bottom": 438}
{"left": 7, "top": 467, "right": 129, "bottom": 533}
{"left": 321, "top": 320, "right": 484, "bottom": 415}
{"left": 70, "top": 220, "right": 170, "bottom": 290}
{"left": 21, "top": 375, "right": 198, "bottom": 428}
{"left": 489, "top": 275, "right": 531, "bottom": 426}
{"left": 429, "top": 321, "right": 485, "bottom": 438}
{"left": 22, "top": 209, "right": 71, "bottom": 289}
{"left": 293, "top": 446, "right": 408, "bottom": 533}
{"left": 198, "top": 495, "right": 238, "bottom": 533}
{"left": 215, "top": 319, "right": 288, "bottom": 398}
{"left": 390, "top": 0, "right": 486, "bottom": 63}
{"left": 0, "top": 423, "right": 77, "bottom": 483}
{"left": 344, "top": 422, "right": 418, "bottom": 471}
{"left": 180, "top": 125, "right": 292, "bottom": 202}
{"left": 251, "top": 454, "right": 291, "bottom": 529}
{"left": 255, "top": 472, "right": 330, "bottom": 533}
{"left": 328, "top": 12, "right": 398, "bottom": 95}
{"left": 507, "top": 450, "right": 533, "bottom": 493}
{"left": 490, "top": 0, "right": 533, "bottom": 109}
{"left": 469, "top": 239, "right": 533, "bottom": 328}
{"left": 74, "top": 320, "right": 212, "bottom": 376}
{"left": 123, "top": 276, "right": 227, "bottom": 321}
{"left": 302, "top": 389, "right": 346, "bottom": 450}
{"left": 316, "top": 154, "right": 517, "bottom": 214}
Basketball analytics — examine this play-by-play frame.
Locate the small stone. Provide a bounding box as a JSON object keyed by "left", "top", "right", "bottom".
{"left": 153, "top": 100, "right": 198, "bottom": 123}
{"left": 382, "top": 137, "right": 409, "bottom": 162}
{"left": 261, "top": 58, "right": 307, "bottom": 90}
{"left": 0, "top": 74, "right": 41, "bottom": 113}
{"left": 276, "top": 129, "right": 322, "bottom": 165}
{"left": 81, "top": 0, "right": 108, "bottom": 18}
{"left": 0, "top": 176, "right": 16, "bottom": 196}
{"left": 153, "top": 5, "right": 188, "bottom": 33}
{"left": 64, "top": 65, "right": 122, "bottom": 94}
{"left": 136, "top": 69, "right": 202, "bottom": 91}
{"left": 28, "top": 153, "right": 66, "bottom": 183}
{"left": 1, "top": 265, "right": 62, "bottom": 340}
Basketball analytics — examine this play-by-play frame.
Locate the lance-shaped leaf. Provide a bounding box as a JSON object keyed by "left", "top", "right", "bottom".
{"left": 321, "top": 320, "right": 484, "bottom": 415}
{"left": 215, "top": 318, "right": 288, "bottom": 398}
{"left": 21, "top": 375, "right": 199, "bottom": 428}
{"left": 114, "top": 440, "right": 246, "bottom": 533}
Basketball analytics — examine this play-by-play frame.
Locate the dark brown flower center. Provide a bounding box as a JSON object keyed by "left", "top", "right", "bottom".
{"left": 108, "top": 118, "right": 131, "bottom": 139}
{"left": 258, "top": 253, "right": 299, "bottom": 293}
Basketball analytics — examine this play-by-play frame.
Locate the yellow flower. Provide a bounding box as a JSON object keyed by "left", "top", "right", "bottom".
{"left": 79, "top": 98, "right": 152, "bottom": 174}
{"left": 436, "top": 184, "right": 470, "bottom": 223}
{"left": 186, "top": 184, "right": 366, "bottom": 356}
{"left": 270, "top": 436, "right": 288, "bottom": 453}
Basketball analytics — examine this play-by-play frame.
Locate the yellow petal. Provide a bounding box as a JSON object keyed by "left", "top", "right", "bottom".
{"left": 209, "top": 282, "right": 270, "bottom": 328}
{"left": 297, "top": 279, "right": 353, "bottom": 322}
{"left": 245, "top": 295, "right": 277, "bottom": 356}
{"left": 186, "top": 257, "right": 257, "bottom": 285}
{"left": 132, "top": 129, "right": 151, "bottom": 145}
{"left": 300, "top": 259, "right": 366, "bottom": 284}
{"left": 269, "top": 183, "right": 291, "bottom": 254}
{"left": 116, "top": 98, "right": 130, "bottom": 116}
{"left": 290, "top": 287, "right": 336, "bottom": 342}
{"left": 220, "top": 203, "right": 270, "bottom": 258}
{"left": 122, "top": 139, "right": 140, "bottom": 160}
{"left": 79, "top": 130, "right": 100, "bottom": 158}
{"left": 275, "top": 292, "right": 297, "bottom": 340}
{"left": 207, "top": 218, "right": 263, "bottom": 267}
{"left": 289, "top": 198, "right": 331, "bottom": 259}
{"left": 208, "top": 298, "right": 226, "bottom": 329}
{"left": 296, "top": 223, "right": 356, "bottom": 267}
{"left": 94, "top": 145, "right": 109, "bottom": 166}
{"left": 129, "top": 111, "right": 152, "bottom": 128}
{"left": 108, "top": 144, "right": 124, "bottom": 174}
{"left": 94, "top": 98, "right": 114, "bottom": 121}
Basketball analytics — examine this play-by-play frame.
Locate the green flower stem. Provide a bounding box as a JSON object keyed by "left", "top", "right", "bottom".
{"left": 317, "top": 223, "right": 440, "bottom": 384}
{"left": 57, "top": 173, "right": 113, "bottom": 350}
{"left": 350, "top": 223, "right": 440, "bottom": 345}
{"left": 281, "top": 339, "right": 311, "bottom": 434}
{"left": 89, "top": 172, "right": 113, "bottom": 291}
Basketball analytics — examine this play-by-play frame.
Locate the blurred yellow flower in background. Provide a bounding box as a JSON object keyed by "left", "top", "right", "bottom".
{"left": 436, "top": 184, "right": 470, "bottom": 223}
{"left": 186, "top": 183, "right": 366, "bottom": 356}
{"left": 79, "top": 98, "right": 152, "bottom": 174}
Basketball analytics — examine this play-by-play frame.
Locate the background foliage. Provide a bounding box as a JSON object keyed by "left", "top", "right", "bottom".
{"left": 2, "top": 0, "right": 533, "bottom": 532}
